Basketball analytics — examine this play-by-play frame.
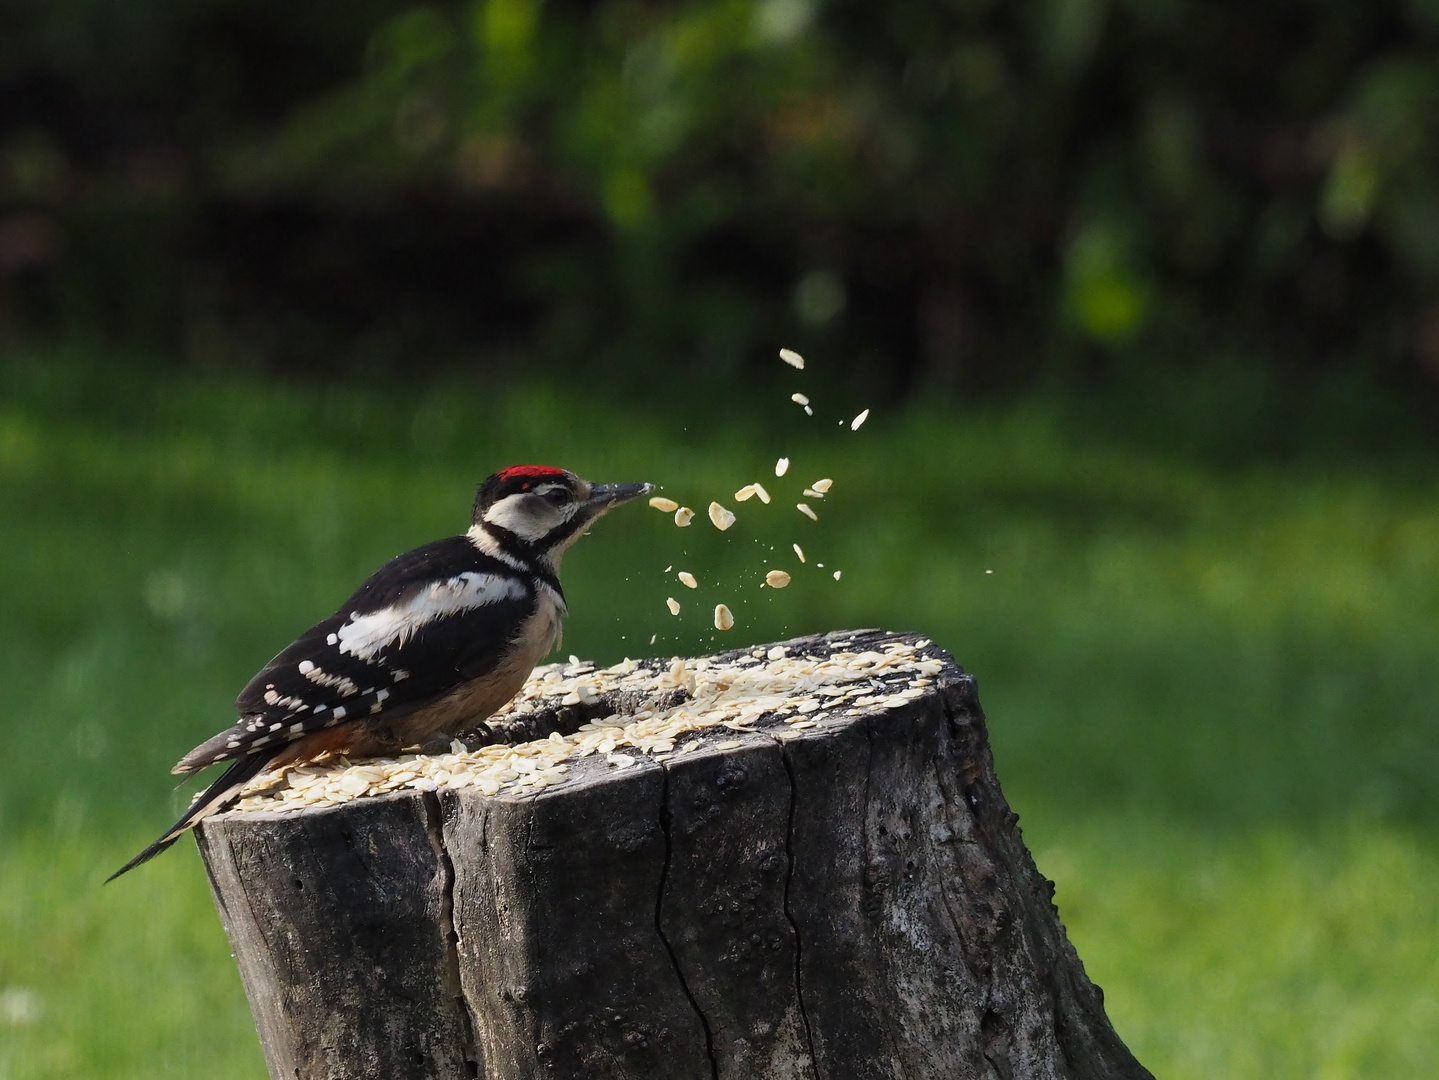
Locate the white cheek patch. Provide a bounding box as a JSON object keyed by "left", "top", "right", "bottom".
{"left": 336, "top": 572, "right": 528, "bottom": 660}
{"left": 483, "top": 492, "right": 574, "bottom": 542}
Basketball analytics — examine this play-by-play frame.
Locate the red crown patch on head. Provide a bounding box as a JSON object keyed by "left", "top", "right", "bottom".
{"left": 496, "top": 464, "right": 568, "bottom": 490}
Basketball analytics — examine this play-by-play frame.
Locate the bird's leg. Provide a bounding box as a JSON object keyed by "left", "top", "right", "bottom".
{"left": 416, "top": 731, "right": 461, "bottom": 755}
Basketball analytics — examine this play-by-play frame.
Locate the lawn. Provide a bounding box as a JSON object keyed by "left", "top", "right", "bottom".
{"left": 2, "top": 350, "right": 1437, "bottom": 1078}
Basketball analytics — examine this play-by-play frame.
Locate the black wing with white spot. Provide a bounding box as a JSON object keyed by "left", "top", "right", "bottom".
{"left": 174, "top": 537, "right": 539, "bottom": 773}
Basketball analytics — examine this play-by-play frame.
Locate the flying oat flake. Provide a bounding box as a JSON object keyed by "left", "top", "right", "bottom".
{"left": 850, "top": 408, "right": 870, "bottom": 431}
{"left": 779, "top": 348, "right": 805, "bottom": 370}
{"left": 649, "top": 496, "right": 679, "bottom": 513}
{"left": 775, "top": 457, "right": 789, "bottom": 477}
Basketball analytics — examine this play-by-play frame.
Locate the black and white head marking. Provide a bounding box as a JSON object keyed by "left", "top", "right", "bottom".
{"left": 469, "top": 465, "right": 653, "bottom": 569}
{"left": 483, "top": 482, "right": 584, "bottom": 541}
{"left": 469, "top": 466, "right": 596, "bottom": 569}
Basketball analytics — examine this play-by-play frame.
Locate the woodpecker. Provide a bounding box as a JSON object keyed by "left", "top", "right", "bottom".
{"left": 109, "top": 465, "right": 653, "bottom": 881}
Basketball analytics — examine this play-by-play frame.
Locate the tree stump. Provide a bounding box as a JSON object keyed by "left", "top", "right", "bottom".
{"left": 195, "top": 630, "right": 1153, "bottom": 1080}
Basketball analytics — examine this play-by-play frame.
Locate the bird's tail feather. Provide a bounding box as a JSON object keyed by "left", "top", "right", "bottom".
{"left": 107, "top": 751, "right": 277, "bottom": 883}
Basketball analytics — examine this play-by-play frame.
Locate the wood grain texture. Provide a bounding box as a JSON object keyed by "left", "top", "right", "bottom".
{"left": 196, "top": 792, "right": 480, "bottom": 1079}
{"left": 657, "top": 734, "right": 814, "bottom": 1079}
{"left": 197, "top": 630, "right": 1154, "bottom": 1080}
{"left": 438, "top": 757, "right": 712, "bottom": 1078}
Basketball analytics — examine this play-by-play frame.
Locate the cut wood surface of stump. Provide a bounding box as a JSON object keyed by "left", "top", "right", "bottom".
{"left": 196, "top": 630, "right": 1154, "bottom": 1080}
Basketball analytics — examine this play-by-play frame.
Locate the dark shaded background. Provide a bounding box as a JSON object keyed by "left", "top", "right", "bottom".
{"left": 4, "top": 7, "right": 1439, "bottom": 1076}
{"left": 4, "top": 0, "right": 1439, "bottom": 434}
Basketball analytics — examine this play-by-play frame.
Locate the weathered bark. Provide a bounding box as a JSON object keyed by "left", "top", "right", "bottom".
{"left": 197, "top": 630, "right": 1153, "bottom": 1080}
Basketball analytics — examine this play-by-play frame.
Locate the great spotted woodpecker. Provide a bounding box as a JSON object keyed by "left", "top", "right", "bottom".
{"left": 109, "top": 465, "right": 653, "bottom": 880}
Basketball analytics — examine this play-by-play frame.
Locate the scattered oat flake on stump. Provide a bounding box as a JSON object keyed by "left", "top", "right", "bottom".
{"left": 678, "top": 571, "right": 698, "bottom": 589}
{"left": 713, "top": 603, "right": 735, "bottom": 631}
{"left": 666, "top": 597, "right": 681, "bottom": 615}
{"left": 219, "top": 630, "right": 943, "bottom": 814}
{"left": 765, "top": 570, "right": 791, "bottom": 588}
{"left": 775, "top": 457, "right": 789, "bottom": 477}
{"left": 850, "top": 408, "right": 870, "bottom": 431}
{"left": 793, "top": 543, "right": 805, "bottom": 562}
{"left": 708, "top": 502, "right": 736, "bottom": 530}
{"left": 797, "top": 503, "right": 818, "bottom": 521}
{"left": 648, "top": 496, "right": 679, "bottom": 513}
{"left": 674, "top": 506, "right": 695, "bottom": 527}
{"left": 779, "top": 348, "right": 804, "bottom": 369}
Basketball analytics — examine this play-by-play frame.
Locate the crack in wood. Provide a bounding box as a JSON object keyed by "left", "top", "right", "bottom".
{"left": 655, "top": 765, "right": 720, "bottom": 1080}
{"left": 423, "top": 792, "right": 482, "bottom": 1079}
{"left": 775, "top": 741, "right": 820, "bottom": 1074}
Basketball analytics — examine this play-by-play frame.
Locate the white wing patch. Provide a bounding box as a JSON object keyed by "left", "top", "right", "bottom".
{"left": 299, "top": 663, "right": 360, "bottom": 697}
{"left": 336, "top": 572, "right": 528, "bottom": 661}
{"left": 262, "top": 689, "right": 308, "bottom": 711}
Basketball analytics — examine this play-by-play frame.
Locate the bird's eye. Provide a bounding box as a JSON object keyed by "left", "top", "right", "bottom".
{"left": 541, "top": 487, "right": 570, "bottom": 507}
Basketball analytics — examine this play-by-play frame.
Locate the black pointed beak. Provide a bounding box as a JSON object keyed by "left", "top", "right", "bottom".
{"left": 587, "top": 481, "right": 654, "bottom": 508}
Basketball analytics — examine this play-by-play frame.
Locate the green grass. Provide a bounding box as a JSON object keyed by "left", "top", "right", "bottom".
{"left": 2, "top": 350, "right": 1438, "bottom": 1077}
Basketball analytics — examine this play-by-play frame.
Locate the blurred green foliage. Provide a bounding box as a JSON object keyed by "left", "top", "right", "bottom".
{"left": 1, "top": 349, "right": 1438, "bottom": 1076}
{"left": 5, "top": 0, "right": 1439, "bottom": 402}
